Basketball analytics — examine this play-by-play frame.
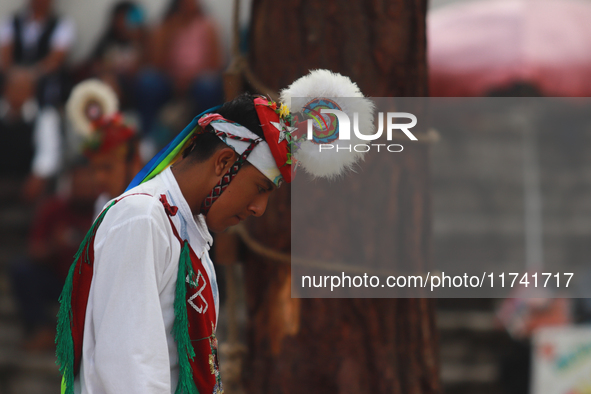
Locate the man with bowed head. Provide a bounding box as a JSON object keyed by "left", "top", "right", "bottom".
{"left": 56, "top": 69, "right": 374, "bottom": 393}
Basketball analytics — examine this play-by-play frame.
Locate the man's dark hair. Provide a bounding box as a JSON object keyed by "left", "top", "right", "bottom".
{"left": 182, "top": 93, "right": 265, "bottom": 162}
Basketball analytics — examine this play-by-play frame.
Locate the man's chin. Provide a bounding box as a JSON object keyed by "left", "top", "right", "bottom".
{"left": 208, "top": 225, "right": 228, "bottom": 233}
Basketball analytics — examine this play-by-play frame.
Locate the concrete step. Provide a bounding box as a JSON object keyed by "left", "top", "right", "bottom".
{"left": 0, "top": 179, "right": 23, "bottom": 204}
{"left": 0, "top": 297, "right": 17, "bottom": 320}
{"left": 441, "top": 362, "right": 498, "bottom": 384}
{"left": 437, "top": 311, "right": 497, "bottom": 332}
{"left": 0, "top": 350, "right": 60, "bottom": 394}
{"left": 0, "top": 321, "right": 22, "bottom": 347}
{"left": 435, "top": 306, "right": 524, "bottom": 393}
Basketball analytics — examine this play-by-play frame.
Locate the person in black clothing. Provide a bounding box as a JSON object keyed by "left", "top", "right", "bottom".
{"left": 0, "top": 0, "right": 75, "bottom": 107}
{"left": 0, "top": 68, "right": 63, "bottom": 201}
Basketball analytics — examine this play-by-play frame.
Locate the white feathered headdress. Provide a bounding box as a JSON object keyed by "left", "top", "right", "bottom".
{"left": 281, "top": 69, "right": 375, "bottom": 179}
{"left": 66, "top": 79, "right": 119, "bottom": 138}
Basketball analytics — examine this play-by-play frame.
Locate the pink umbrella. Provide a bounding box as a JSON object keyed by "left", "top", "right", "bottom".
{"left": 428, "top": 0, "right": 591, "bottom": 96}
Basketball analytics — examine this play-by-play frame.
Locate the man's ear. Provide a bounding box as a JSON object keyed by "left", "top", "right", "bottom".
{"left": 213, "top": 147, "right": 237, "bottom": 176}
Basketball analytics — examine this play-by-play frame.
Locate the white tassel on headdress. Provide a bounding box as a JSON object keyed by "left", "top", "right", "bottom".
{"left": 280, "top": 69, "right": 375, "bottom": 179}
{"left": 66, "top": 79, "right": 119, "bottom": 138}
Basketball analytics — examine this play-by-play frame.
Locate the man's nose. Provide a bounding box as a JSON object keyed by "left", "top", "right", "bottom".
{"left": 249, "top": 194, "right": 270, "bottom": 217}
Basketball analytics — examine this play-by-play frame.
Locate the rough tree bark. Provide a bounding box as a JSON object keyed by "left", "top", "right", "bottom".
{"left": 240, "top": 0, "right": 438, "bottom": 393}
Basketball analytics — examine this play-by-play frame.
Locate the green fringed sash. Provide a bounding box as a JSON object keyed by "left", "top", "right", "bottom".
{"left": 173, "top": 240, "right": 199, "bottom": 394}
{"left": 55, "top": 193, "right": 221, "bottom": 394}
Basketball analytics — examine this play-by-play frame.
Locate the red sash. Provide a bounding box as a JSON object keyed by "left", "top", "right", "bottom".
{"left": 160, "top": 194, "right": 223, "bottom": 393}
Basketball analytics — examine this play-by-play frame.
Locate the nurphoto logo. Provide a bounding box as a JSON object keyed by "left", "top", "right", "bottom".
{"left": 307, "top": 109, "right": 418, "bottom": 153}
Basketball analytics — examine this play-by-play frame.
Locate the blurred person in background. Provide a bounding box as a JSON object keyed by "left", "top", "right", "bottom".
{"left": 88, "top": 1, "right": 147, "bottom": 110}
{"left": 85, "top": 114, "right": 143, "bottom": 216}
{"left": 9, "top": 158, "right": 97, "bottom": 352}
{"left": 0, "top": 0, "right": 75, "bottom": 108}
{"left": 66, "top": 79, "right": 143, "bottom": 216}
{"left": 0, "top": 67, "right": 62, "bottom": 202}
{"left": 136, "top": 0, "right": 224, "bottom": 138}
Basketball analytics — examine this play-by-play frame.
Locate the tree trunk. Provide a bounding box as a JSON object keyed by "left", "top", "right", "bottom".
{"left": 241, "top": 1, "right": 438, "bottom": 393}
